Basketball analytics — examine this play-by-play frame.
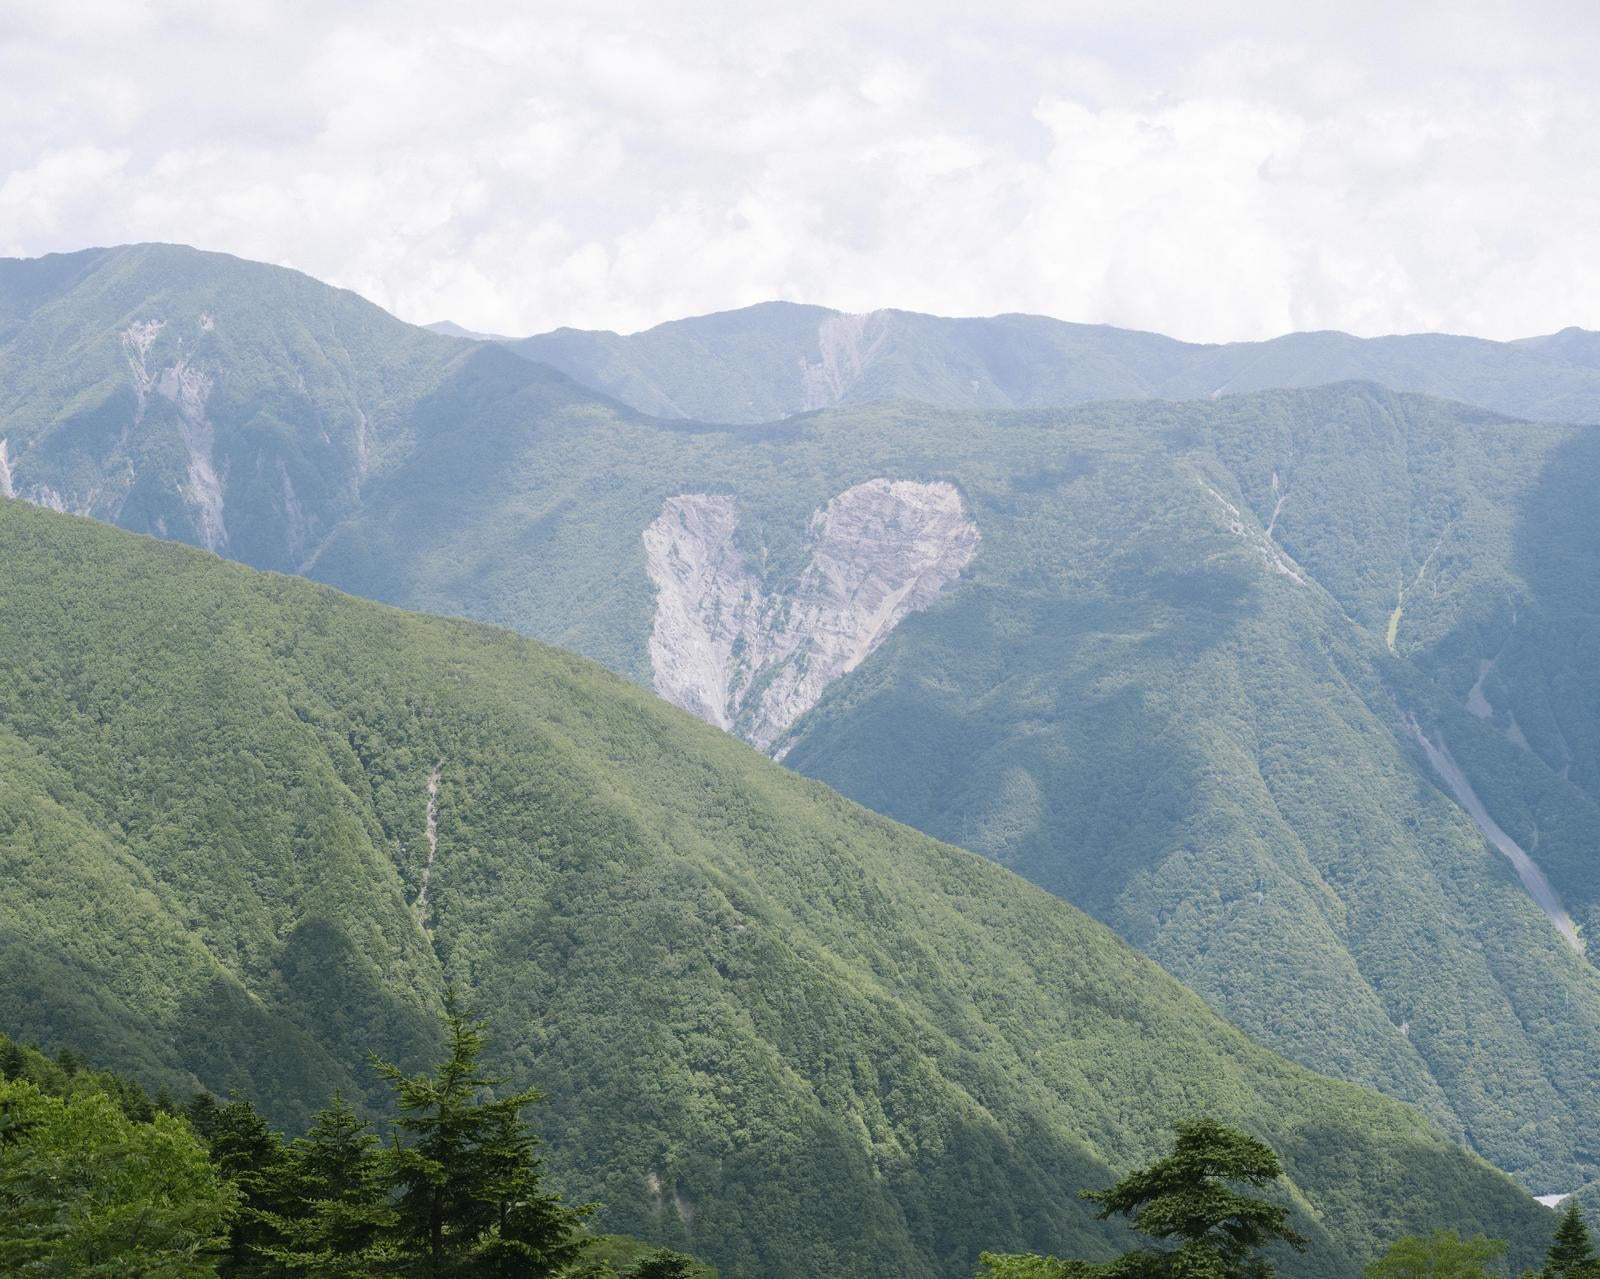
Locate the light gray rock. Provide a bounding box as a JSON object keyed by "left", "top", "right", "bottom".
{"left": 799, "top": 312, "right": 888, "bottom": 411}
{"left": 644, "top": 478, "right": 979, "bottom": 753}
{"left": 120, "top": 320, "right": 228, "bottom": 551}
{"left": 155, "top": 359, "right": 227, "bottom": 552}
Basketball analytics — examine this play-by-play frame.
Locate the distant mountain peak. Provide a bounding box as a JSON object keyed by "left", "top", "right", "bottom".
{"left": 423, "top": 319, "right": 514, "bottom": 341}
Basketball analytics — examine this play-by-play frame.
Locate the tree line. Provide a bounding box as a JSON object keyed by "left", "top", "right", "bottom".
{"left": 0, "top": 998, "right": 703, "bottom": 1278}
{"left": 5, "top": 1006, "right": 1592, "bottom": 1279}
{"left": 976, "top": 1117, "right": 1598, "bottom": 1279}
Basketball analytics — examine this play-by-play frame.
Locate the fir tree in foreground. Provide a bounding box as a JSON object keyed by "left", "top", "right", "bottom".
{"left": 209, "top": 1094, "right": 297, "bottom": 1277}
{"left": 979, "top": 1118, "right": 1307, "bottom": 1279}
{"left": 373, "top": 993, "right": 592, "bottom": 1277}
{"left": 262, "top": 1093, "right": 399, "bottom": 1278}
{"left": 1541, "top": 1202, "right": 1598, "bottom": 1279}
{"left": 0, "top": 1016, "right": 698, "bottom": 1277}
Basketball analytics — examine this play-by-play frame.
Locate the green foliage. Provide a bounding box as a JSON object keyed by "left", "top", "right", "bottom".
{"left": 5, "top": 246, "right": 1600, "bottom": 1195}
{"left": 262, "top": 1094, "right": 398, "bottom": 1278}
{"left": 302, "top": 367, "right": 1600, "bottom": 1192}
{"left": 1081, "top": 1119, "right": 1306, "bottom": 1279}
{"left": 0, "top": 496, "right": 1558, "bottom": 1277}
{"left": 1363, "top": 1231, "right": 1507, "bottom": 1279}
{"left": 209, "top": 1096, "right": 295, "bottom": 1276}
{"left": 977, "top": 1254, "right": 1086, "bottom": 1279}
{"left": 981, "top": 1119, "right": 1305, "bottom": 1279}
{"left": 620, "top": 1246, "right": 706, "bottom": 1278}
{"left": 575, "top": 1234, "right": 716, "bottom": 1278}
{"left": 0, "top": 1028, "right": 171, "bottom": 1122}
{"left": 0, "top": 1076, "right": 237, "bottom": 1276}
{"left": 0, "top": 1022, "right": 704, "bottom": 1279}
{"left": 507, "top": 301, "right": 1600, "bottom": 426}
{"left": 375, "top": 995, "right": 589, "bottom": 1276}
{"left": 1542, "top": 1202, "right": 1598, "bottom": 1279}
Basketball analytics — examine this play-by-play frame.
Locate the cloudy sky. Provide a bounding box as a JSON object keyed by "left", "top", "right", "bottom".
{"left": 4, "top": 0, "right": 1599, "bottom": 341}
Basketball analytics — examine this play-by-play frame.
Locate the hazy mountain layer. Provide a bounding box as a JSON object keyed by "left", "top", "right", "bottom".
{"left": 0, "top": 243, "right": 605, "bottom": 577}
{"left": 507, "top": 301, "right": 1600, "bottom": 425}
{"left": 0, "top": 497, "right": 1556, "bottom": 1279}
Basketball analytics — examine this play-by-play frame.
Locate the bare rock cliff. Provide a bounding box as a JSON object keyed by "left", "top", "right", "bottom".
{"left": 798, "top": 312, "right": 889, "bottom": 411}
{"left": 644, "top": 478, "right": 979, "bottom": 753}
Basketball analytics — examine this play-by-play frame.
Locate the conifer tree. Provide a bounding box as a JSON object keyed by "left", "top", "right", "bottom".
{"left": 1083, "top": 1117, "right": 1308, "bottom": 1279}
{"left": 185, "top": 1090, "right": 223, "bottom": 1143}
{"left": 265, "top": 1092, "right": 399, "bottom": 1278}
{"left": 978, "top": 1118, "right": 1306, "bottom": 1279}
{"left": 208, "top": 1094, "right": 294, "bottom": 1278}
{"left": 1545, "top": 1202, "right": 1598, "bottom": 1279}
{"left": 0, "top": 1037, "right": 26, "bottom": 1081}
{"left": 374, "top": 993, "right": 589, "bottom": 1277}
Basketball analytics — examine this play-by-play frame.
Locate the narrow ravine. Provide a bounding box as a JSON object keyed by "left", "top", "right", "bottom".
{"left": 1406, "top": 718, "right": 1585, "bottom": 956}
{"left": 1265, "top": 470, "right": 1289, "bottom": 536}
{"left": 414, "top": 762, "right": 442, "bottom": 931}
{"left": 1198, "top": 478, "right": 1306, "bottom": 584}
{"left": 1386, "top": 527, "right": 1448, "bottom": 652}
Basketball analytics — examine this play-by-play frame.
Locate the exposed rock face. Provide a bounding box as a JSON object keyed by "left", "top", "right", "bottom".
{"left": 1406, "top": 715, "right": 1585, "bottom": 957}
{"left": 121, "top": 321, "right": 228, "bottom": 551}
{"left": 0, "top": 439, "right": 13, "bottom": 499}
{"left": 157, "top": 359, "right": 227, "bottom": 552}
{"left": 643, "top": 494, "right": 752, "bottom": 732}
{"left": 644, "top": 478, "right": 980, "bottom": 753}
{"left": 1199, "top": 477, "right": 1306, "bottom": 584}
{"left": 799, "top": 312, "right": 889, "bottom": 411}
{"left": 28, "top": 485, "right": 67, "bottom": 513}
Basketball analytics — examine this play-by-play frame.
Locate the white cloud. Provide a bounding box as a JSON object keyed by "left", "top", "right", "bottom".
{"left": 2, "top": 0, "right": 1599, "bottom": 340}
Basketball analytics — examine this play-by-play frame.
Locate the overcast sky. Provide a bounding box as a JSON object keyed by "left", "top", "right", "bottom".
{"left": 4, "top": 0, "right": 1600, "bottom": 341}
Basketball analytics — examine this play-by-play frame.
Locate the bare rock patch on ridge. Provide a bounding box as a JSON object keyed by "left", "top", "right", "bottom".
{"left": 644, "top": 478, "right": 979, "bottom": 753}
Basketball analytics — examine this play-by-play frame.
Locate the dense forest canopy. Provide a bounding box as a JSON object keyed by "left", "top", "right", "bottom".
{"left": 0, "top": 497, "right": 1560, "bottom": 1278}
{"left": 3, "top": 244, "right": 1600, "bottom": 1271}
{"left": 6, "top": 246, "right": 1594, "bottom": 1192}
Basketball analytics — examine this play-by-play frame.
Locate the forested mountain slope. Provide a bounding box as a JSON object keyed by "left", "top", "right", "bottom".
{"left": 507, "top": 303, "right": 1600, "bottom": 425}
{"left": 306, "top": 381, "right": 1600, "bottom": 1199}
{"left": 0, "top": 498, "right": 1554, "bottom": 1279}
{"left": 5, "top": 244, "right": 1599, "bottom": 1205}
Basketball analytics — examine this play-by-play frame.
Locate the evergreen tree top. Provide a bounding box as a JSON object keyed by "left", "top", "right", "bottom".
{"left": 1545, "top": 1201, "right": 1597, "bottom": 1279}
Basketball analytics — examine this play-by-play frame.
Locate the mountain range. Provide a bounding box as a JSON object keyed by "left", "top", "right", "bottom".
{"left": 0, "top": 496, "right": 1554, "bottom": 1278}
{"left": 480, "top": 301, "right": 1600, "bottom": 426}
{"left": 3, "top": 242, "right": 1599, "bottom": 1247}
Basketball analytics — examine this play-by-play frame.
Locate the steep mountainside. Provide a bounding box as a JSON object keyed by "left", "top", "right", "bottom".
{"left": 508, "top": 303, "right": 1600, "bottom": 425}
{"left": 0, "top": 498, "right": 1554, "bottom": 1278}
{"left": 5, "top": 245, "right": 1599, "bottom": 1203}
{"left": 643, "top": 480, "right": 980, "bottom": 750}
{"left": 0, "top": 243, "right": 610, "bottom": 576}
{"left": 306, "top": 381, "right": 1600, "bottom": 1199}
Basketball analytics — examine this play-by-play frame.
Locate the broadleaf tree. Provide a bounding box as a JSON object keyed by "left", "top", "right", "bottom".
{"left": 0, "top": 1077, "right": 236, "bottom": 1278}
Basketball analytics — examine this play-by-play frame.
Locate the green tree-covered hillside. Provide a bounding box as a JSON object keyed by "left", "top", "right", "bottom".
{"left": 304, "top": 382, "right": 1600, "bottom": 1198}
{"left": 0, "top": 498, "right": 1555, "bottom": 1278}
{"left": 5, "top": 245, "right": 1599, "bottom": 1205}
{"left": 0, "top": 243, "right": 603, "bottom": 576}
